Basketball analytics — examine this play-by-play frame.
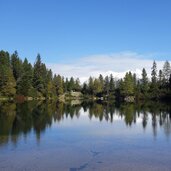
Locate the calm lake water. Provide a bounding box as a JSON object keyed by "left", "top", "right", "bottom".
{"left": 0, "top": 100, "right": 171, "bottom": 171}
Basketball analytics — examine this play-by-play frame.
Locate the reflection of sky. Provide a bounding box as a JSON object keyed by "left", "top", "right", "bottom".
{"left": 50, "top": 108, "right": 170, "bottom": 144}
{"left": 1, "top": 108, "right": 171, "bottom": 171}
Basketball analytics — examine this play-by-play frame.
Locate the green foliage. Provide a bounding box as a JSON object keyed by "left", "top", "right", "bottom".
{"left": 0, "top": 51, "right": 16, "bottom": 96}
{"left": 121, "top": 72, "right": 135, "bottom": 97}
{"left": 33, "top": 54, "right": 47, "bottom": 96}
{"left": 109, "top": 74, "right": 115, "bottom": 93}
{"left": 46, "top": 69, "right": 55, "bottom": 98}
{"left": 141, "top": 68, "right": 149, "bottom": 95}
{"left": 17, "top": 58, "right": 33, "bottom": 96}
{"left": 64, "top": 78, "right": 69, "bottom": 92}
{"left": 11, "top": 51, "right": 23, "bottom": 81}
{"left": 53, "top": 74, "right": 63, "bottom": 96}
{"left": 150, "top": 61, "right": 159, "bottom": 98}
{"left": 75, "top": 78, "right": 81, "bottom": 92}
{"left": 151, "top": 61, "right": 157, "bottom": 85}
{"left": 0, "top": 50, "right": 171, "bottom": 101}
{"left": 93, "top": 78, "right": 102, "bottom": 95}
{"left": 158, "top": 70, "right": 164, "bottom": 88}
{"left": 68, "top": 77, "right": 75, "bottom": 92}
{"left": 163, "top": 60, "right": 171, "bottom": 83}
{"left": 88, "top": 76, "right": 94, "bottom": 95}
{"left": 82, "top": 83, "right": 88, "bottom": 94}
{"left": 104, "top": 76, "right": 110, "bottom": 96}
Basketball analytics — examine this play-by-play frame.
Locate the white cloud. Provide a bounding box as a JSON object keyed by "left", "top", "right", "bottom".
{"left": 46, "top": 51, "right": 169, "bottom": 83}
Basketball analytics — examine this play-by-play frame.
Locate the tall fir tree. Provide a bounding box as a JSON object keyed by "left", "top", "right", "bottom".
{"left": 122, "top": 72, "right": 134, "bottom": 96}
{"left": 88, "top": 76, "right": 94, "bottom": 95}
{"left": 93, "top": 78, "right": 102, "bottom": 95}
{"left": 46, "top": 69, "right": 55, "bottom": 98}
{"left": 33, "top": 54, "right": 45, "bottom": 96}
{"left": 163, "top": 60, "right": 171, "bottom": 83}
{"left": 0, "top": 51, "right": 16, "bottom": 96}
{"left": 17, "top": 58, "right": 33, "bottom": 96}
{"left": 53, "top": 74, "right": 63, "bottom": 96}
{"left": 11, "top": 51, "right": 23, "bottom": 81}
{"left": 68, "top": 77, "right": 75, "bottom": 91}
{"left": 109, "top": 74, "right": 115, "bottom": 93}
{"left": 151, "top": 61, "right": 157, "bottom": 85}
{"left": 75, "top": 78, "right": 81, "bottom": 92}
{"left": 151, "top": 61, "right": 158, "bottom": 97}
{"left": 104, "top": 76, "right": 110, "bottom": 96}
{"left": 141, "top": 68, "right": 149, "bottom": 95}
{"left": 158, "top": 69, "right": 163, "bottom": 88}
{"left": 82, "top": 83, "right": 88, "bottom": 94}
{"left": 64, "top": 78, "right": 69, "bottom": 92}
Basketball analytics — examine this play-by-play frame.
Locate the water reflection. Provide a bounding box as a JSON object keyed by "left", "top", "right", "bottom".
{"left": 0, "top": 100, "right": 171, "bottom": 146}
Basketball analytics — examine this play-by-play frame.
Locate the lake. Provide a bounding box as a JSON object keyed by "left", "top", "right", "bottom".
{"left": 0, "top": 100, "right": 171, "bottom": 171}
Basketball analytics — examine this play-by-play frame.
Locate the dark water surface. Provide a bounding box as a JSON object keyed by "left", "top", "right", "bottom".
{"left": 0, "top": 100, "right": 171, "bottom": 171}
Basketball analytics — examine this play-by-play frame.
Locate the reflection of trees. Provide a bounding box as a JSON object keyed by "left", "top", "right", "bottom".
{"left": 0, "top": 101, "right": 56, "bottom": 145}
{"left": 54, "top": 101, "right": 82, "bottom": 121}
{"left": 54, "top": 102, "right": 64, "bottom": 121}
{"left": 141, "top": 102, "right": 171, "bottom": 137}
{"left": 32, "top": 101, "right": 54, "bottom": 141}
{"left": 119, "top": 104, "right": 136, "bottom": 126}
{"left": 11, "top": 102, "right": 35, "bottom": 137}
{"left": 142, "top": 111, "right": 148, "bottom": 129}
{"left": 0, "top": 100, "right": 84, "bottom": 146}
{"left": 0, "top": 102, "right": 16, "bottom": 145}
{"left": 64, "top": 103, "right": 81, "bottom": 119}
{"left": 0, "top": 100, "right": 171, "bottom": 146}
{"left": 89, "top": 103, "right": 104, "bottom": 121}
{"left": 163, "top": 114, "right": 171, "bottom": 137}
{"left": 160, "top": 110, "right": 171, "bottom": 137}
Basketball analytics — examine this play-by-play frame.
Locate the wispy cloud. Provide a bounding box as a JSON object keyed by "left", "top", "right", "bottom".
{"left": 47, "top": 51, "right": 169, "bottom": 83}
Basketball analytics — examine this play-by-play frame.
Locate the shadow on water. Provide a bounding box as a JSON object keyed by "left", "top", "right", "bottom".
{"left": 70, "top": 162, "right": 88, "bottom": 171}
{"left": 69, "top": 150, "right": 101, "bottom": 171}
{"left": 0, "top": 100, "right": 171, "bottom": 146}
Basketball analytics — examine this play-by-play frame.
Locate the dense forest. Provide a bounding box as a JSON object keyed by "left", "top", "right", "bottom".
{"left": 0, "top": 50, "right": 171, "bottom": 101}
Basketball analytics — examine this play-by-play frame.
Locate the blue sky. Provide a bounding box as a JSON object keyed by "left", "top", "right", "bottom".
{"left": 0, "top": 0, "right": 171, "bottom": 81}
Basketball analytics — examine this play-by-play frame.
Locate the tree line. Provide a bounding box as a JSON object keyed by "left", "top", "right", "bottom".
{"left": 83, "top": 60, "right": 171, "bottom": 100}
{"left": 0, "top": 50, "right": 171, "bottom": 101}
{"left": 0, "top": 50, "right": 81, "bottom": 99}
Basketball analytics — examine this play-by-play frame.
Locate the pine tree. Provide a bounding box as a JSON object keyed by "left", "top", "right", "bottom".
{"left": 151, "top": 61, "right": 157, "bottom": 85}
{"left": 141, "top": 68, "right": 149, "bottom": 95}
{"left": 104, "top": 76, "right": 110, "bottom": 96}
{"left": 68, "top": 77, "right": 75, "bottom": 91}
{"left": 46, "top": 69, "right": 55, "bottom": 98}
{"left": 88, "top": 76, "right": 94, "bottom": 95}
{"left": 17, "top": 58, "right": 33, "bottom": 96}
{"left": 54, "top": 75, "right": 63, "bottom": 96}
{"left": 0, "top": 51, "right": 16, "bottom": 96}
{"left": 163, "top": 60, "right": 171, "bottom": 83}
{"left": 151, "top": 61, "right": 158, "bottom": 97}
{"left": 122, "top": 72, "right": 134, "bottom": 96}
{"left": 64, "top": 78, "right": 69, "bottom": 92}
{"left": 158, "top": 69, "right": 163, "bottom": 88}
{"left": 93, "top": 78, "right": 102, "bottom": 95}
{"left": 109, "top": 74, "right": 115, "bottom": 93}
{"left": 169, "top": 74, "right": 171, "bottom": 90}
{"left": 33, "top": 54, "right": 45, "bottom": 96}
{"left": 118, "top": 79, "right": 124, "bottom": 97}
{"left": 82, "top": 83, "right": 88, "bottom": 94}
{"left": 75, "top": 78, "right": 81, "bottom": 91}
{"left": 99, "top": 74, "right": 104, "bottom": 90}
{"left": 11, "top": 51, "right": 23, "bottom": 81}
{"left": 133, "top": 73, "right": 137, "bottom": 90}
